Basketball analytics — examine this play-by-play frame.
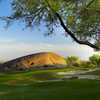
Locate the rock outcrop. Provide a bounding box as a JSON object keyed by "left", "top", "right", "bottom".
{"left": 0, "top": 52, "right": 67, "bottom": 72}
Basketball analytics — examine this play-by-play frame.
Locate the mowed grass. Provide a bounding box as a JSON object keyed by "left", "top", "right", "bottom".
{"left": 84, "top": 70, "right": 100, "bottom": 75}
{"left": 0, "top": 67, "right": 100, "bottom": 100}
{"left": 0, "top": 80, "right": 100, "bottom": 100}
{"left": 0, "top": 67, "right": 86, "bottom": 85}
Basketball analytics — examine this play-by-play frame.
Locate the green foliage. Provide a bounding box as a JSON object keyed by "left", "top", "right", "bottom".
{"left": 73, "top": 61, "right": 81, "bottom": 67}
{"left": 72, "top": 60, "right": 89, "bottom": 68}
{"left": 65, "top": 56, "right": 91, "bottom": 68}
{"left": 79, "top": 60, "right": 89, "bottom": 68}
{"left": 89, "top": 54, "right": 100, "bottom": 67}
{"left": 88, "top": 63, "right": 96, "bottom": 68}
{"left": 1, "top": 0, "right": 100, "bottom": 44}
{"left": 65, "top": 56, "right": 97, "bottom": 68}
{"left": 73, "top": 60, "right": 97, "bottom": 68}
{"left": 65, "top": 56, "right": 79, "bottom": 66}
{"left": 70, "top": 56, "right": 79, "bottom": 62}
{"left": 65, "top": 54, "right": 100, "bottom": 68}
{"left": 94, "top": 41, "right": 100, "bottom": 51}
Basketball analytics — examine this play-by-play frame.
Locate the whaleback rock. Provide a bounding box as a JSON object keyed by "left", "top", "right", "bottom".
{"left": 0, "top": 52, "right": 67, "bottom": 72}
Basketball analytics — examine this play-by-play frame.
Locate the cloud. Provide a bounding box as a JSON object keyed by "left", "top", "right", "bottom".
{"left": 0, "top": 37, "right": 16, "bottom": 43}
{"left": 0, "top": 43, "right": 99, "bottom": 61}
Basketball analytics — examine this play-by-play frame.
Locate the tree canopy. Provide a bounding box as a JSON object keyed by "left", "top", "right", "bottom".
{"left": 89, "top": 54, "right": 100, "bottom": 66}
{"left": 1, "top": 0, "right": 100, "bottom": 50}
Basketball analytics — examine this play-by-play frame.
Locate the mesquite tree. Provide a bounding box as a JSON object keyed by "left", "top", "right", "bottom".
{"left": 1, "top": 0, "right": 100, "bottom": 50}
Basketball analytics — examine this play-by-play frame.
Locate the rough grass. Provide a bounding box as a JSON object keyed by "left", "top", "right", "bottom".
{"left": 0, "top": 67, "right": 100, "bottom": 100}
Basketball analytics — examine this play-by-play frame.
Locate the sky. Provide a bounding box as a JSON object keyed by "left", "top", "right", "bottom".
{"left": 0, "top": 0, "right": 99, "bottom": 61}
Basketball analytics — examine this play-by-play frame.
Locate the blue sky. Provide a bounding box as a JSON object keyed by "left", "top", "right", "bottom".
{"left": 0, "top": 0, "right": 98, "bottom": 61}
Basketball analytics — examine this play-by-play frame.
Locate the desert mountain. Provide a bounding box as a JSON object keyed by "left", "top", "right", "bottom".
{"left": 0, "top": 52, "right": 67, "bottom": 72}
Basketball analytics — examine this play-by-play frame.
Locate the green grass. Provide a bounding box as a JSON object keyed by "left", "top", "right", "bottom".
{"left": 0, "top": 67, "right": 85, "bottom": 85}
{"left": 0, "top": 67, "right": 100, "bottom": 100}
{"left": 0, "top": 80, "right": 100, "bottom": 100}
{"left": 84, "top": 70, "right": 100, "bottom": 75}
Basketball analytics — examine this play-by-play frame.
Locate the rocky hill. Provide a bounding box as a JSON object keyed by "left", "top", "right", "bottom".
{"left": 0, "top": 52, "right": 67, "bottom": 72}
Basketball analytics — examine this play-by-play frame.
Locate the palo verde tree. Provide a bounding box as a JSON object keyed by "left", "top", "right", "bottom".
{"left": 0, "top": 0, "right": 100, "bottom": 50}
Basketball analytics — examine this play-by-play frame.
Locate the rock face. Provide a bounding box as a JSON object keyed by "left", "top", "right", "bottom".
{"left": 0, "top": 52, "right": 67, "bottom": 72}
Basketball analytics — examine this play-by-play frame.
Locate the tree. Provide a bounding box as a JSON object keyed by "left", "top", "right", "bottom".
{"left": 65, "top": 56, "right": 79, "bottom": 66}
{"left": 0, "top": 0, "right": 100, "bottom": 50}
{"left": 69, "top": 56, "right": 79, "bottom": 64}
{"left": 89, "top": 54, "right": 100, "bottom": 67}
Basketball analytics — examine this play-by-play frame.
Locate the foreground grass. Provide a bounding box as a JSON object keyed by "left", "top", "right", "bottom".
{"left": 0, "top": 67, "right": 100, "bottom": 100}
{"left": 84, "top": 70, "right": 100, "bottom": 75}
{"left": 0, "top": 80, "right": 100, "bottom": 100}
